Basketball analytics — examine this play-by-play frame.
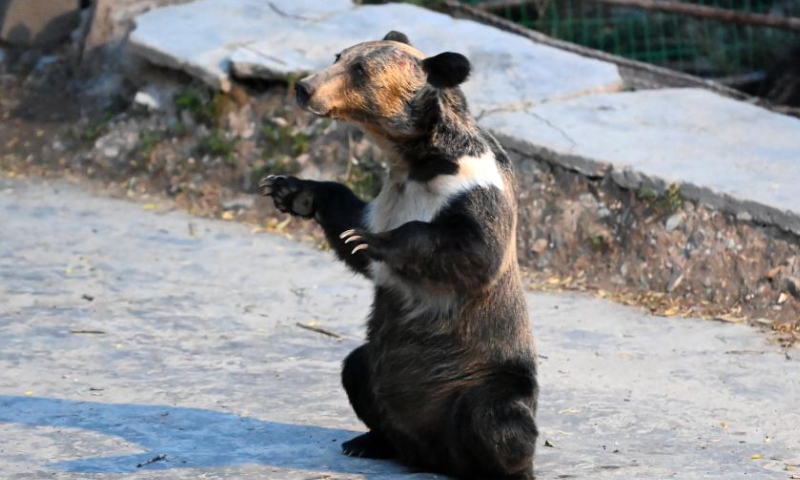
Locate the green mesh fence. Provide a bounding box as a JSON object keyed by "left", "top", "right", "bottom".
{"left": 460, "top": 0, "right": 799, "bottom": 78}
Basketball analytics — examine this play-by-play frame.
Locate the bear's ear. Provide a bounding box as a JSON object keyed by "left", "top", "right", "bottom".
{"left": 383, "top": 31, "right": 411, "bottom": 45}
{"left": 422, "top": 52, "right": 471, "bottom": 89}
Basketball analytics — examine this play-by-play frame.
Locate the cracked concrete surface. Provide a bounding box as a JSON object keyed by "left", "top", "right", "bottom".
{"left": 1, "top": 177, "right": 799, "bottom": 479}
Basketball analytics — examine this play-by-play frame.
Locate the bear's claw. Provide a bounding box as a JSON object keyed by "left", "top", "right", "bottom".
{"left": 260, "top": 175, "right": 316, "bottom": 218}
{"left": 340, "top": 229, "right": 372, "bottom": 255}
{"left": 339, "top": 229, "right": 357, "bottom": 239}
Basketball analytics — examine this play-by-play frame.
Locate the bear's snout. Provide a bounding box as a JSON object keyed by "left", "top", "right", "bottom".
{"left": 295, "top": 81, "right": 313, "bottom": 108}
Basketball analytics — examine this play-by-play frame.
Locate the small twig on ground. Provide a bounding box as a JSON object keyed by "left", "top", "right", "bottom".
{"left": 137, "top": 454, "right": 167, "bottom": 468}
{"left": 69, "top": 329, "right": 106, "bottom": 335}
{"left": 289, "top": 287, "right": 307, "bottom": 299}
{"left": 295, "top": 322, "right": 342, "bottom": 339}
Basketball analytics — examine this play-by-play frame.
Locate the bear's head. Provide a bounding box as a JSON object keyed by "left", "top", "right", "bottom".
{"left": 294, "top": 31, "right": 472, "bottom": 142}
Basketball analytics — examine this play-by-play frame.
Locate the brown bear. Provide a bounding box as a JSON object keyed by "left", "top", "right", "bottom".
{"left": 261, "top": 31, "right": 538, "bottom": 480}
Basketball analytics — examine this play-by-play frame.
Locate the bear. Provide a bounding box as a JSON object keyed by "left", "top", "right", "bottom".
{"left": 260, "top": 31, "right": 539, "bottom": 480}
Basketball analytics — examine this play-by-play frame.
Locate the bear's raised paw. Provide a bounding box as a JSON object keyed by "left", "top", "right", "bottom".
{"left": 259, "top": 175, "right": 316, "bottom": 218}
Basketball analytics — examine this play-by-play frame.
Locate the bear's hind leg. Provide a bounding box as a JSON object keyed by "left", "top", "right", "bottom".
{"left": 341, "top": 431, "right": 394, "bottom": 459}
{"left": 445, "top": 377, "right": 538, "bottom": 479}
{"left": 341, "top": 345, "right": 395, "bottom": 459}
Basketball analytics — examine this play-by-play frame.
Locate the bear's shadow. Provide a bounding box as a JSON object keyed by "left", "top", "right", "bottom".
{"left": 0, "top": 395, "right": 431, "bottom": 477}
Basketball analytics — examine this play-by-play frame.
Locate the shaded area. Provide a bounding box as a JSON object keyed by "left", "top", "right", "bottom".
{"left": 0, "top": 395, "right": 407, "bottom": 476}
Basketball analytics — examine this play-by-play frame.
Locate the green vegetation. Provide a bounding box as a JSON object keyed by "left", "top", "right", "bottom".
{"left": 137, "top": 131, "right": 164, "bottom": 160}
{"left": 291, "top": 132, "right": 310, "bottom": 157}
{"left": 175, "top": 87, "right": 211, "bottom": 122}
{"left": 343, "top": 155, "right": 383, "bottom": 200}
{"left": 170, "top": 122, "right": 190, "bottom": 137}
{"left": 174, "top": 86, "right": 236, "bottom": 127}
{"left": 637, "top": 183, "right": 685, "bottom": 214}
{"left": 637, "top": 186, "right": 658, "bottom": 201}
{"left": 661, "top": 183, "right": 685, "bottom": 214}
{"left": 196, "top": 130, "right": 239, "bottom": 162}
{"left": 76, "top": 115, "right": 112, "bottom": 143}
{"left": 261, "top": 122, "right": 310, "bottom": 157}
{"left": 588, "top": 231, "right": 609, "bottom": 251}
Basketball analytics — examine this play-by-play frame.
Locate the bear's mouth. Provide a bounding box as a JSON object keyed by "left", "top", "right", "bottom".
{"left": 305, "top": 105, "right": 331, "bottom": 117}
{"left": 296, "top": 97, "right": 331, "bottom": 118}
{"left": 304, "top": 103, "right": 340, "bottom": 120}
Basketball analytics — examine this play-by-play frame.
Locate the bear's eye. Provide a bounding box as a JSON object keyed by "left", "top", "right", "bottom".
{"left": 334, "top": 53, "right": 341, "bottom": 63}
{"left": 351, "top": 62, "right": 367, "bottom": 77}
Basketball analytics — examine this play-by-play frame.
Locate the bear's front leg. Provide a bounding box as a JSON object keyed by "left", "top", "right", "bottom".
{"left": 340, "top": 220, "right": 502, "bottom": 293}
{"left": 260, "top": 175, "right": 371, "bottom": 277}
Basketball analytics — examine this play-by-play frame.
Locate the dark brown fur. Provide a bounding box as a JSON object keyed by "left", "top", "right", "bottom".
{"left": 261, "top": 32, "right": 538, "bottom": 480}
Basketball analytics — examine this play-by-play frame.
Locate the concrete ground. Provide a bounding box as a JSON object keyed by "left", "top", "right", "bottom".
{"left": 1, "top": 177, "right": 799, "bottom": 480}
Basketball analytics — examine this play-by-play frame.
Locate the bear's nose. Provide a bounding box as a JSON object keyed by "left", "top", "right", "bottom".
{"left": 295, "top": 81, "right": 314, "bottom": 107}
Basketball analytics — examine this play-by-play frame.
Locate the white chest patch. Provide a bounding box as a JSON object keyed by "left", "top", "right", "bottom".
{"left": 366, "top": 151, "right": 504, "bottom": 233}
{"left": 364, "top": 151, "right": 505, "bottom": 317}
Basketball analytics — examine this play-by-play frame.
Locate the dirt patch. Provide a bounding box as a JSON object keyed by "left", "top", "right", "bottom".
{"left": 1, "top": 58, "right": 798, "bottom": 348}
{"left": 510, "top": 149, "right": 800, "bottom": 347}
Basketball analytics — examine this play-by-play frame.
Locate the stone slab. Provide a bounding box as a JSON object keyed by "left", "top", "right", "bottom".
{"left": 1, "top": 177, "right": 799, "bottom": 479}
{"left": 0, "top": 0, "right": 80, "bottom": 46}
{"left": 128, "top": 0, "right": 356, "bottom": 91}
{"left": 481, "top": 88, "right": 800, "bottom": 234}
{"left": 130, "top": 0, "right": 624, "bottom": 112}
{"left": 81, "top": 0, "right": 195, "bottom": 56}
